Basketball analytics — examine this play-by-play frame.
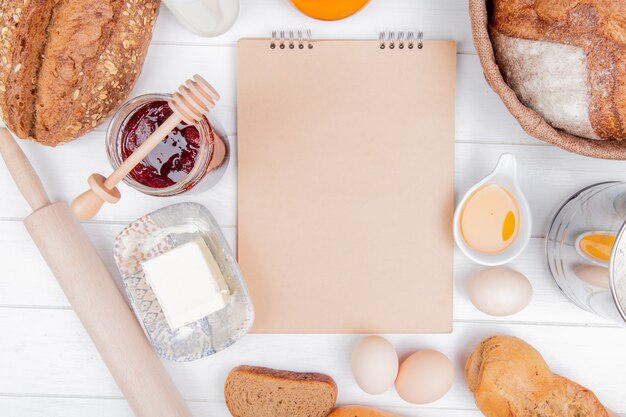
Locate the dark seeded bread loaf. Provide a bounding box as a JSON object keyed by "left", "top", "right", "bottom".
{"left": 0, "top": 0, "right": 159, "bottom": 146}
{"left": 224, "top": 366, "right": 338, "bottom": 417}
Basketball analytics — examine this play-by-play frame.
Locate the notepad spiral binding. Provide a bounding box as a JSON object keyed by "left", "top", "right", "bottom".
{"left": 269, "top": 30, "right": 425, "bottom": 50}
{"left": 271, "top": 30, "right": 314, "bottom": 50}
{"left": 379, "top": 31, "right": 424, "bottom": 49}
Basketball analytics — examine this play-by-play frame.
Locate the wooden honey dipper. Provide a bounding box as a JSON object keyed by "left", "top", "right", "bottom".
{"left": 72, "top": 74, "right": 220, "bottom": 220}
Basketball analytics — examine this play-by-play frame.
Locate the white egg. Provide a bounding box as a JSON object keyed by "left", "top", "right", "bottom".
{"left": 468, "top": 267, "right": 532, "bottom": 316}
{"left": 351, "top": 336, "right": 398, "bottom": 395}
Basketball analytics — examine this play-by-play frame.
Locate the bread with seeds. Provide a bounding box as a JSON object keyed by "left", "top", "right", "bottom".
{"left": 0, "top": 0, "right": 159, "bottom": 146}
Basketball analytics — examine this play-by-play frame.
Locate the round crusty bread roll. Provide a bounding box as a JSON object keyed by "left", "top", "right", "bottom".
{"left": 489, "top": 0, "right": 626, "bottom": 141}
{"left": 328, "top": 406, "right": 402, "bottom": 417}
{"left": 0, "top": 0, "right": 159, "bottom": 146}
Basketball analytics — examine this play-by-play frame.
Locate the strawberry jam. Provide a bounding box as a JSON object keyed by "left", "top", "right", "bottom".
{"left": 121, "top": 100, "right": 205, "bottom": 189}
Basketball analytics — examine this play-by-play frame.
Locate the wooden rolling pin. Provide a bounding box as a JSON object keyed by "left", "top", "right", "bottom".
{"left": 72, "top": 74, "right": 219, "bottom": 220}
{"left": 0, "top": 128, "right": 192, "bottom": 417}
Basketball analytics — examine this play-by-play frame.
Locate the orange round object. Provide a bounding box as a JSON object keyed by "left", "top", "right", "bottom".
{"left": 290, "top": 0, "right": 370, "bottom": 21}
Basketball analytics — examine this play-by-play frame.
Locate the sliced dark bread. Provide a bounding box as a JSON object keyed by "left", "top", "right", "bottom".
{"left": 224, "top": 365, "right": 337, "bottom": 417}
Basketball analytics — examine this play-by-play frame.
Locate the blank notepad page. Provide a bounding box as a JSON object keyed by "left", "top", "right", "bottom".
{"left": 237, "top": 38, "right": 456, "bottom": 333}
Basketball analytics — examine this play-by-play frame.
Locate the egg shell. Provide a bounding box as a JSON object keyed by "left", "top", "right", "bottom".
{"left": 395, "top": 350, "right": 454, "bottom": 404}
{"left": 351, "top": 336, "right": 399, "bottom": 395}
{"left": 574, "top": 265, "right": 610, "bottom": 289}
{"left": 467, "top": 267, "right": 532, "bottom": 317}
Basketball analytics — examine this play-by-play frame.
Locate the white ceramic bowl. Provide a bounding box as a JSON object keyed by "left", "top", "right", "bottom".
{"left": 163, "top": 0, "right": 240, "bottom": 37}
{"left": 453, "top": 153, "right": 532, "bottom": 266}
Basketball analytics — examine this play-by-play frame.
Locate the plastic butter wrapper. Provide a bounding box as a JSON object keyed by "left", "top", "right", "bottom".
{"left": 142, "top": 237, "right": 231, "bottom": 331}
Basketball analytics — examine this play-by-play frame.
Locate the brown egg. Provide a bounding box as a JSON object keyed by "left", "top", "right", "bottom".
{"left": 395, "top": 350, "right": 454, "bottom": 404}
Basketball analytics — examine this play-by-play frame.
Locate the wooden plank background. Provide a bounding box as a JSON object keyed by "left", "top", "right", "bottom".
{"left": 1, "top": 1, "right": 624, "bottom": 416}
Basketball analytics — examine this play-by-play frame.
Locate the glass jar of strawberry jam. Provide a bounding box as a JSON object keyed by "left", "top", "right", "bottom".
{"left": 106, "top": 94, "right": 229, "bottom": 196}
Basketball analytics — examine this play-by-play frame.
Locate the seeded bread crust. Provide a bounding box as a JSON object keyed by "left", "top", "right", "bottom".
{"left": 0, "top": 0, "right": 159, "bottom": 146}
{"left": 224, "top": 366, "right": 338, "bottom": 417}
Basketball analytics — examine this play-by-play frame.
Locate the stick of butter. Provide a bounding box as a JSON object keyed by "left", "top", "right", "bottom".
{"left": 142, "top": 236, "right": 230, "bottom": 330}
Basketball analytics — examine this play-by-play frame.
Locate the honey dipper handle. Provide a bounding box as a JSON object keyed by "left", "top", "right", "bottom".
{"left": 72, "top": 116, "right": 180, "bottom": 220}
{"left": 0, "top": 128, "right": 50, "bottom": 211}
{"left": 72, "top": 116, "right": 182, "bottom": 220}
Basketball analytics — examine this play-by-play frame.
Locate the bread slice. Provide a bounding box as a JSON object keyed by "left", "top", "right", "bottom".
{"left": 224, "top": 365, "right": 337, "bottom": 417}
{"left": 328, "top": 406, "right": 402, "bottom": 417}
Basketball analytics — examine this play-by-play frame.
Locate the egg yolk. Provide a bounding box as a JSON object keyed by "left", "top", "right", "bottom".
{"left": 578, "top": 233, "right": 615, "bottom": 263}
{"left": 502, "top": 211, "right": 516, "bottom": 242}
{"left": 290, "top": 0, "right": 370, "bottom": 20}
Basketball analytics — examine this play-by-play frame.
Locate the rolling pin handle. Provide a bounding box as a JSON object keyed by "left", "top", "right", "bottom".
{"left": 0, "top": 128, "right": 51, "bottom": 211}
{"left": 72, "top": 173, "right": 121, "bottom": 220}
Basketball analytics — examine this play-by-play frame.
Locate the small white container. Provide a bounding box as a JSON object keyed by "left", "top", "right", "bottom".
{"left": 163, "top": 0, "right": 240, "bottom": 37}
{"left": 453, "top": 153, "right": 531, "bottom": 266}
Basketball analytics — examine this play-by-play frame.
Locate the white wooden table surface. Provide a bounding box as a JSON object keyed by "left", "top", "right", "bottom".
{"left": 1, "top": 1, "right": 625, "bottom": 416}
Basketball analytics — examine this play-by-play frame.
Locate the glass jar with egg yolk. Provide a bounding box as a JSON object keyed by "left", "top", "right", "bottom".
{"left": 546, "top": 181, "right": 626, "bottom": 326}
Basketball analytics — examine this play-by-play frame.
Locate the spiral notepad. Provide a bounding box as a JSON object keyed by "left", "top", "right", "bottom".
{"left": 237, "top": 31, "right": 457, "bottom": 333}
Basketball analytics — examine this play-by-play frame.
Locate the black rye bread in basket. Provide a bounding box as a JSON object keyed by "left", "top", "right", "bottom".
{"left": 469, "top": 0, "right": 626, "bottom": 159}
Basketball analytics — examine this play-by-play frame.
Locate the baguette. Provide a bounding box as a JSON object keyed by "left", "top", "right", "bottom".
{"left": 328, "top": 406, "right": 403, "bottom": 417}
{"left": 465, "top": 336, "right": 610, "bottom": 417}
{"left": 224, "top": 365, "right": 337, "bottom": 417}
{"left": 0, "top": 0, "right": 159, "bottom": 146}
